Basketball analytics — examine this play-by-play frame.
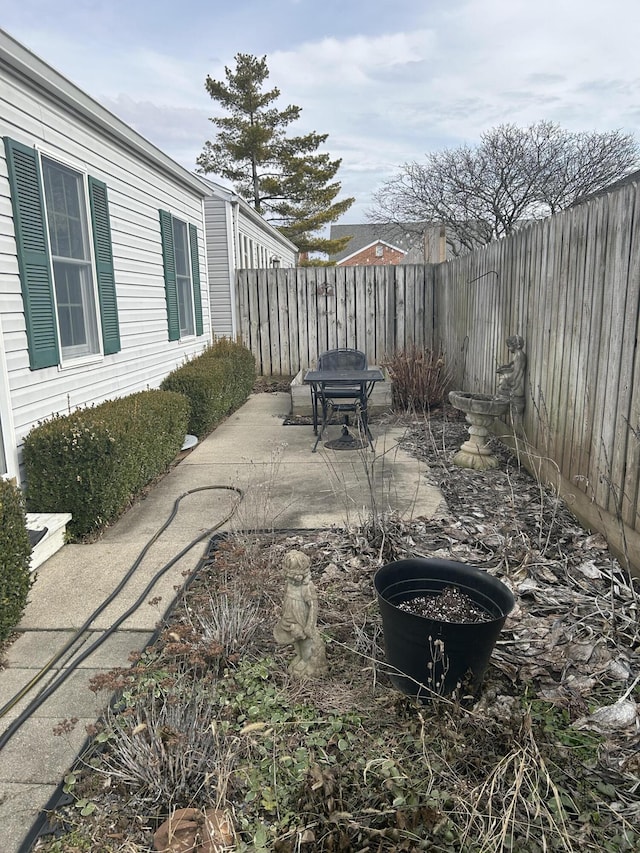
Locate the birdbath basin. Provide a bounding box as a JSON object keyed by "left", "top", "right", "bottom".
{"left": 448, "top": 391, "right": 509, "bottom": 470}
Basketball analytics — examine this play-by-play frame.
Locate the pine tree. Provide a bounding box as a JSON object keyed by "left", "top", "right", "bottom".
{"left": 196, "top": 54, "right": 354, "bottom": 260}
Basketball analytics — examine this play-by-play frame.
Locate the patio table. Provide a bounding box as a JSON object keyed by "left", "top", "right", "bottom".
{"left": 303, "top": 367, "right": 384, "bottom": 451}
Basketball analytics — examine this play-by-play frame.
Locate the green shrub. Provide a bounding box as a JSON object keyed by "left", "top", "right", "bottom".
{"left": 0, "top": 478, "right": 32, "bottom": 642}
{"left": 202, "top": 338, "right": 251, "bottom": 362}
{"left": 383, "top": 345, "right": 451, "bottom": 412}
{"left": 23, "top": 390, "right": 189, "bottom": 540}
{"left": 161, "top": 339, "right": 256, "bottom": 437}
{"left": 160, "top": 362, "right": 227, "bottom": 437}
{"left": 204, "top": 341, "right": 257, "bottom": 414}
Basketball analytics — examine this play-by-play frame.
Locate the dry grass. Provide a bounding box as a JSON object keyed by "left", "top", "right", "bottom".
{"left": 382, "top": 345, "right": 451, "bottom": 413}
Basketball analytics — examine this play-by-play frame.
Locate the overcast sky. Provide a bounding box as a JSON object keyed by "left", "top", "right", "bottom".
{"left": 4, "top": 0, "right": 640, "bottom": 223}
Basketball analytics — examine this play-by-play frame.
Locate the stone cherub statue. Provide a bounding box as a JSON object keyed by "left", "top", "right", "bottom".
{"left": 273, "top": 550, "right": 327, "bottom": 678}
{"left": 496, "top": 335, "right": 526, "bottom": 411}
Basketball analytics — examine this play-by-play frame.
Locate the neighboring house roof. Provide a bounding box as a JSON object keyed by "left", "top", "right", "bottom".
{"left": 337, "top": 239, "right": 406, "bottom": 265}
{"left": 570, "top": 170, "right": 640, "bottom": 207}
{"left": 199, "top": 176, "right": 299, "bottom": 254}
{"left": 0, "top": 27, "right": 207, "bottom": 197}
{"left": 329, "top": 222, "right": 429, "bottom": 263}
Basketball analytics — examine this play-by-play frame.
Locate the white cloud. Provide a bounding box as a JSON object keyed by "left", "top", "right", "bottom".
{"left": 102, "top": 96, "right": 212, "bottom": 166}
{"left": 270, "top": 29, "right": 436, "bottom": 86}
{"left": 5, "top": 0, "right": 640, "bottom": 224}
{"left": 425, "top": 0, "right": 640, "bottom": 136}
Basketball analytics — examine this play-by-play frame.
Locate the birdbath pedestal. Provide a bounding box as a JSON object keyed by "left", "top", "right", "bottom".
{"left": 448, "top": 391, "right": 509, "bottom": 470}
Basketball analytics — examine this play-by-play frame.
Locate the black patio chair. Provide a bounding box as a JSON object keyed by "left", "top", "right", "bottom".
{"left": 311, "top": 348, "right": 373, "bottom": 451}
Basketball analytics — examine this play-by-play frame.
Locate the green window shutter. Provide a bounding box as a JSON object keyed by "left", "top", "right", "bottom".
{"left": 189, "top": 222, "right": 204, "bottom": 336}
{"left": 159, "top": 210, "right": 179, "bottom": 341}
{"left": 88, "top": 176, "right": 120, "bottom": 355}
{"left": 3, "top": 137, "right": 59, "bottom": 369}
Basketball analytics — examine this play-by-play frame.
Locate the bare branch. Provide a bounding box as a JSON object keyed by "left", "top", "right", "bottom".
{"left": 370, "top": 122, "right": 639, "bottom": 253}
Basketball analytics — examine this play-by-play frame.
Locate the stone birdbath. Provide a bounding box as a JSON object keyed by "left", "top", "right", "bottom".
{"left": 448, "top": 391, "right": 509, "bottom": 470}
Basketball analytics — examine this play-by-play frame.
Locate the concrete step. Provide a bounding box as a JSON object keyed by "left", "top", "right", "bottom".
{"left": 26, "top": 512, "right": 72, "bottom": 572}
{"left": 290, "top": 367, "right": 392, "bottom": 417}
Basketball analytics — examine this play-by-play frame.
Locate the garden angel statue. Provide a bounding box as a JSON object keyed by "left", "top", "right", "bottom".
{"left": 273, "top": 549, "right": 327, "bottom": 678}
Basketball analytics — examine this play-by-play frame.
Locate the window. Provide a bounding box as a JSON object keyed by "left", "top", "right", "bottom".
{"left": 375, "top": 244, "right": 384, "bottom": 257}
{"left": 159, "top": 210, "right": 204, "bottom": 341}
{"left": 42, "top": 157, "right": 100, "bottom": 358}
{"left": 3, "top": 137, "right": 120, "bottom": 369}
{"left": 171, "top": 217, "right": 195, "bottom": 337}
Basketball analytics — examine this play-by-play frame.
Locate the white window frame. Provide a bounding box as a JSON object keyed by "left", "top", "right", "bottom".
{"left": 243, "top": 234, "right": 249, "bottom": 269}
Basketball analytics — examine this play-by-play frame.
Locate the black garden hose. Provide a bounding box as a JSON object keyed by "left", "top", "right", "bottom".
{"left": 0, "top": 485, "right": 243, "bottom": 752}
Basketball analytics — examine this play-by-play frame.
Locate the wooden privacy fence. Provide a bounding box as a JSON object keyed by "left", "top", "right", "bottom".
{"left": 435, "top": 182, "right": 640, "bottom": 544}
{"left": 235, "top": 264, "right": 436, "bottom": 374}
{"left": 234, "top": 181, "right": 640, "bottom": 566}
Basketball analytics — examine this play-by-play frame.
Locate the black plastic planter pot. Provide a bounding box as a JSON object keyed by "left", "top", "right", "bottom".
{"left": 374, "top": 558, "right": 514, "bottom": 699}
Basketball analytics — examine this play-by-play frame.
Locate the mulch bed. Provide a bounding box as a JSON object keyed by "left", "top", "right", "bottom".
{"left": 31, "top": 408, "right": 640, "bottom": 853}
{"left": 253, "top": 376, "right": 293, "bottom": 394}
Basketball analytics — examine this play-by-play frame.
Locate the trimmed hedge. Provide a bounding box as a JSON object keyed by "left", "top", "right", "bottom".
{"left": 23, "top": 390, "right": 189, "bottom": 540}
{"left": 160, "top": 339, "right": 256, "bottom": 437}
{"left": 0, "top": 478, "right": 32, "bottom": 642}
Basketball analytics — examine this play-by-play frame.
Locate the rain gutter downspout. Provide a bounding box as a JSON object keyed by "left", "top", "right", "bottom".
{"left": 228, "top": 195, "right": 240, "bottom": 338}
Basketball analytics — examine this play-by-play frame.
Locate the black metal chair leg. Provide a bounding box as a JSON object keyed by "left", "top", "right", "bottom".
{"left": 310, "top": 387, "right": 319, "bottom": 435}
{"left": 364, "top": 420, "right": 375, "bottom": 450}
{"left": 312, "top": 399, "right": 330, "bottom": 452}
{"left": 359, "top": 401, "right": 375, "bottom": 451}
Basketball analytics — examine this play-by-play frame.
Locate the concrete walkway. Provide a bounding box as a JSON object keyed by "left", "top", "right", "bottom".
{"left": 0, "top": 392, "right": 444, "bottom": 852}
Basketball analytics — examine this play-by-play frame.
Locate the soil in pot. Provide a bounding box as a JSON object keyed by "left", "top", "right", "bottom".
{"left": 397, "top": 585, "right": 492, "bottom": 624}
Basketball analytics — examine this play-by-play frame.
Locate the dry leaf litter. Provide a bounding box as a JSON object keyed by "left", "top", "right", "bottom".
{"left": 31, "top": 409, "right": 640, "bottom": 853}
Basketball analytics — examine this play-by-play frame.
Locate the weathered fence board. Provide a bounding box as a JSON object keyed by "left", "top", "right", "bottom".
{"left": 593, "top": 190, "right": 624, "bottom": 511}
{"left": 576, "top": 199, "right": 601, "bottom": 491}
{"left": 611, "top": 187, "right": 639, "bottom": 525}
{"left": 563, "top": 203, "right": 589, "bottom": 482}
{"left": 236, "top": 264, "right": 436, "bottom": 372}
{"left": 622, "top": 186, "right": 640, "bottom": 530}
{"left": 433, "top": 184, "right": 640, "bottom": 548}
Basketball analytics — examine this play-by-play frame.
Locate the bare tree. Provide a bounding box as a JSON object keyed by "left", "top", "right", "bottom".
{"left": 370, "top": 122, "right": 639, "bottom": 255}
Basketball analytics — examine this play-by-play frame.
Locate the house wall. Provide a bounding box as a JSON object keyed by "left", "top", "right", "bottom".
{"left": 202, "top": 183, "right": 298, "bottom": 339}
{"left": 0, "top": 53, "right": 211, "bottom": 479}
{"left": 338, "top": 242, "right": 405, "bottom": 267}
{"left": 236, "top": 207, "right": 297, "bottom": 269}
{"left": 0, "top": 321, "right": 14, "bottom": 478}
{"left": 203, "top": 194, "right": 234, "bottom": 338}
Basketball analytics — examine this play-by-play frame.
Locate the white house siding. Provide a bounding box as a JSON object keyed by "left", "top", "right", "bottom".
{"left": 201, "top": 178, "right": 297, "bottom": 339}
{"left": 237, "top": 207, "right": 297, "bottom": 270}
{"left": 203, "top": 193, "right": 234, "bottom": 338}
{"left": 0, "top": 33, "right": 212, "bottom": 480}
{"left": 0, "top": 319, "right": 15, "bottom": 478}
